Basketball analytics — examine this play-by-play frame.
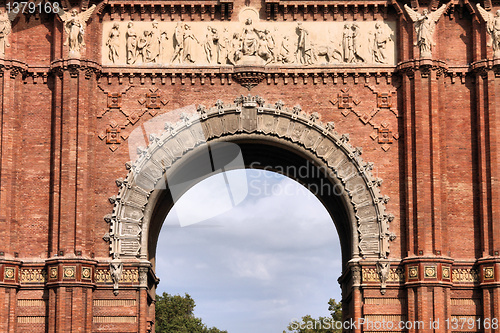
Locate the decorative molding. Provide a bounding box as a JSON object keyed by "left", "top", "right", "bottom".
{"left": 93, "top": 316, "right": 137, "bottom": 323}
{"left": 97, "top": 86, "right": 167, "bottom": 152}
{"left": 451, "top": 268, "right": 479, "bottom": 283}
{"left": 330, "top": 84, "right": 399, "bottom": 152}
{"left": 17, "top": 299, "right": 46, "bottom": 307}
{"left": 106, "top": 95, "right": 394, "bottom": 262}
{"left": 17, "top": 316, "right": 47, "bottom": 324}
{"left": 94, "top": 299, "right": 137, "bottom": 306}
{"left": 362, "top": 267, "right": 404, "bottom": 283}
{"left": 20, "top": 269, "right": 47, "bottom": 283}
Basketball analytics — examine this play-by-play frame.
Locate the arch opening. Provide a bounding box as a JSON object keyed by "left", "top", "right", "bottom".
{"left": 147, "top": 137, "right": 355, "bottom": 270}
{"left": 154, "top": 168, "right": 343, "bottom": 333}
{"left": 106, "top": 95, "right": 395, "bottom": 300}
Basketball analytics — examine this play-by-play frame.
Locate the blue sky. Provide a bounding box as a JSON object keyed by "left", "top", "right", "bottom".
{"left": 155, "top": 169, "right": 342, "bottom": 333}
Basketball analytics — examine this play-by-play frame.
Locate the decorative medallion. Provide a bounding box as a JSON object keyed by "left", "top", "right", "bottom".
{"left": 49, "top": 267, "right": 58, "bottom": 280}
{"left": 442, "top": 267, "right": 451, "bottom": 281}
{"left": 484, "top": 267, "right": 494, "bottom": 281}
{"left": 82, "top": 267, "right": 92, "bottom": 281}
{"left": 424, "top": 266, "right": 437, "bottom": 279}
{"left": 408, "top": 266, "right": 419, "bottom": 280}
{"left": 63, "top": 266, "right": 76, "bottom": 279}
{"left": 4, "top": 267, "right": 15, "bottom": 280}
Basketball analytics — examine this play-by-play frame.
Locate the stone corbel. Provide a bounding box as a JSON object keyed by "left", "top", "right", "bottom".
{"left": 110, "top": 255, "right": 123, "bottom": 296}
{"left": 377, "top": 260, "right": 390, "bottom": 294}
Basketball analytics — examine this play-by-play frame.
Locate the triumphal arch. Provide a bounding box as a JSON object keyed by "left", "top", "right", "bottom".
{"left": 0, "top": 0, "right": 499, "bottom": 331}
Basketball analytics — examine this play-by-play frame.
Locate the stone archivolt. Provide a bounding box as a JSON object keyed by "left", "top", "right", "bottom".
{"left": 102, "top": 18, "right": 396, "bottom": 66}
{"left": 106, "top": 95, "right": 395, "bottom": 265}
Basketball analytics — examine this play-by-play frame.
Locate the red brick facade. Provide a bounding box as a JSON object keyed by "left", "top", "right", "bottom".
{"left": 0, "top": 0, "right": 499, "bottom": 331}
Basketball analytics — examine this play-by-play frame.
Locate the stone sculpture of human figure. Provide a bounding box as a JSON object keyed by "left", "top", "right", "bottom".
{"left": 342, "top": 24, "right": 354, "bottom": 62}
{"left": 146, "top": 21, "right": 162, "bottom": 63}
{"left": 371, "top": 22, "right": 392, "bottom": 63}
{"left": 203, "top": 26, "right": 216, "bottom": 63}
{"left": 350, "top": 23, "right": 365, "bottom": 62}
{"left": 58, "top": 5, "right": 96, "bottom": 56}
{"left": 278, "top": 35, "right": 293, "bottom": 63}
{"left": 241, "top": 18, "right": 259, "bottom": 56}
{"left": 126, "top": 22, "right": 138, "bottom": 64}
{"left": 136, "top": 30, "right": 149, "bottom": 63}
{"left": 0, "top": 8, "right": 16, "bottom": 58}
{"left": 227, "top": 32, "right": 242, "bottom": 65}
{"left": 263, "top": 29, "right": 276, "bottom": 63}
{"left": 183, "top": 24, "right": 199, "bottom": 63}
{"left": 404, "top": 4, "right": 448, "bottom": 58}
{"left": 296, "top": 23, "right": 312, "bottom": 64}
{"left": 106, "top": 23, "right": 120, "bottom": 63}
{"left": 476, "top": 5, "right": 500, "bottom": 59}
{"left": 218, "top": 28, "right": 231, "bottom": 64}
{"left": 170, "top": 22, "right": 184, "bottom": 63}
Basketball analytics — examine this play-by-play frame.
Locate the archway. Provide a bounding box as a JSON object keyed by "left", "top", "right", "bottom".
{"left": 105, "top": 95, "right": 395, "bottom": 322}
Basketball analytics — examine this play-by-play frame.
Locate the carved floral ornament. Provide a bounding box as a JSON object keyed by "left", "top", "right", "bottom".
{"left": 104, "top": 96, "right": 396, "bottom": 282}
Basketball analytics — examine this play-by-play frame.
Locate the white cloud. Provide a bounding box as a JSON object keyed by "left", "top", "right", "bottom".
{"left": 155, "top": 169, "right": 342, "bottom": 333}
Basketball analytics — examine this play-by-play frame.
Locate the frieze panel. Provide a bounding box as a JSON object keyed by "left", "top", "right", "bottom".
{"left": 20, "top": 269, "right": 47, "bottom": 284}
{"left": 102, "top": 10, "right": 397, "bottom": 67}
{"left": 451, "top": 268, "right": 480, "bottom": 283}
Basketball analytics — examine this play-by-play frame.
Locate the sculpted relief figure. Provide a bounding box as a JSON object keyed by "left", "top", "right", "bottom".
{"left": 182, "top": 24, "right": 199, "bottom": 63}
{"left": 404, "top": 4, "right": 448, "bottom": 58}
{"left": 0, "top": 8, "right": 17, "bottom": 58}
{"left": 241, "top": 18, "right": 260, "bottom": 56}
{"left": 350, "top": 23, "right": 365, "bottom": 62}
{"left": 145, "top": 21, "right": 164, "bottom": 63}
{"left": 371, "top": 22, "right": 392, "bottom": 63}
{"left": 203, "top": 26, "right": 216, "bottom": 63}
{"left": 227, "top": 32, "right": 242, "bottom": 65}
{"left": 126, "top": 22, "right": 138, "bottom": 64}
{"left": 296, "top": 23, "right": 313, "bottom": 64}
{"left": 342, "top": 24, "right": 354, "bottom": 62}
{"left": 106, "top": 23, "right": 120, "bottom": 63}
{"left": 58, "top": 5, "right": 96, "bottom": 56}
{"left": 170, "top": 22, "right": 184, "bottom": 63}
{"left": 476, "top": 5, "right": 500, "bottom": 59}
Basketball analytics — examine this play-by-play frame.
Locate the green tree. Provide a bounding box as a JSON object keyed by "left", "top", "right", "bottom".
{"left": 286, "top": 299, "right": 342, "bottom": 333}
{"left": 155, "top": 292, "right": 227, "bottom": 333}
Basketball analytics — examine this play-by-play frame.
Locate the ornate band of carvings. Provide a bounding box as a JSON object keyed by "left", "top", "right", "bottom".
{"left": 106, "top": 95, "right": 395, "bottom": 265}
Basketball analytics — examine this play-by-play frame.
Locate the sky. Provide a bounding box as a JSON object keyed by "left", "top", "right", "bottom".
{"left": 155, "top": 169, "right": 343, "bottom": 333}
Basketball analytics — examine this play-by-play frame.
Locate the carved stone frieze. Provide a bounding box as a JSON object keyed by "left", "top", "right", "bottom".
{"left": 102, "top": 9, "right": 397, "bottom": 67}
{"left": 20, "top": 269, "right": 47, "bottom": 283}
{"left": 452, "top": 268, "right": 480, "bottom": 283}
{"left": 105, "top": 95, "right": 394, "bottom": 262}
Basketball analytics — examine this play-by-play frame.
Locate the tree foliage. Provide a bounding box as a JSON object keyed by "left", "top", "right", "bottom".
{"left": 285, "top": 299, "right": 343, "bottom": 333}
{"left": 155, "top": 292, "right": 227, "bottom": 333}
